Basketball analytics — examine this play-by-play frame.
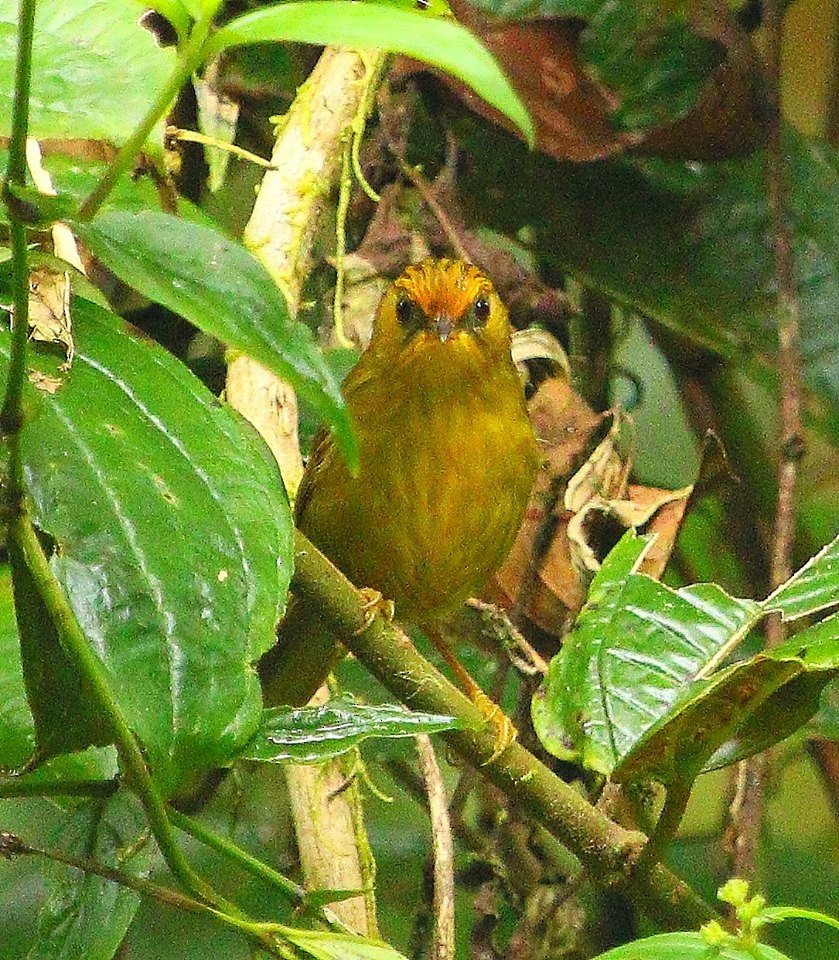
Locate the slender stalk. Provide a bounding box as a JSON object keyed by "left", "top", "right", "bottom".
{"left": 0, "top": 832, "right": 290, "bottom": 957}
{"left": 167, "top": 808, "right": 355, "bottom": 934}
{"left": 0, "top": 0, "right": 37, "bottom": 494}
{"left": 763, "top": 3, "right": 803, "bottom": 615}
{"left": 0, "top": 777, "right": 117, "bottom": 799}
{"left": 77, "top": 12, "right": 215, "bottom": 221}
{"left": 731, "top": 0, "right": 803, "bottom": 885}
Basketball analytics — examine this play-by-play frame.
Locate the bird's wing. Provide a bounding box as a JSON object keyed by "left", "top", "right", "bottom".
{"left": 294, "top": 425, "right": 333, "bottom": 524}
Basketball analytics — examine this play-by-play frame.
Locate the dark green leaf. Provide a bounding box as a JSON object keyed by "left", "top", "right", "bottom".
{"left": 0, "top": 298, "right": 292, "bottom": 796}
{"left": 0, "top": 0, "right": 174, "bottom": 146}
{"left": 29, "top": 792, "right": 154, "bottom": 960}
{"left": 581, "top": 1, "right": 721, "bottom": 131}
{"left": 0, "top": 568, "right": 120, "bottom": 793}
{"left": 10, "top": 528, "right": 117, "bottom": 763}
{"left": 618, "top": 613, "right": 839, "bottom": 780}
{"left": 207, "top": 2, "right": 534, "bottom": 146}
{"left": 76, "top": 210, "right": 356, "bottom": 468}
{"left": 0, "top": 567, "right": 36, "bottom": 770}
{"left": 243, "top": 698, "right": 468, "bottom": 763}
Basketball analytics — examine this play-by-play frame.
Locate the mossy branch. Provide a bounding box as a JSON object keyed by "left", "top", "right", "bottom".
{"left": 291, "top": 528, "right": 720, "bottom": 932}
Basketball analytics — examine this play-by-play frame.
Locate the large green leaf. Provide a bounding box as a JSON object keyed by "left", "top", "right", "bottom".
{"left": 243, "top": 698, "right": 468, "bottom": 764}
{"left": 28, "top": 791, "right": 154, "bottom": 960}
{"left": 533, "top": 532, "right": 839, "bottom": 778}
{"left": 207, "top": 1, "right": 534, "bottom": 146}
{"left": 0, "top": 0, "right": 174, "bottom": 145}
{"left": 76, "top": 210, "right": 356, "bottom": 468}
{"left": 0, "top": 297, "right": 292, "bottom": 796}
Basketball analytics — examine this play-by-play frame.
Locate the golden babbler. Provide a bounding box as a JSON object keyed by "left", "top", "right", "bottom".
{"left": 265, "top": 259, "right": 540, "bottom": 724}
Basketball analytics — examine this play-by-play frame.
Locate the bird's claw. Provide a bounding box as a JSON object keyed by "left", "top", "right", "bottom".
{"left": 471, "top": 687, "right": 517, "bottom": 765}
{"left": 354, "top": 587, "right": 396, "bottom": 634}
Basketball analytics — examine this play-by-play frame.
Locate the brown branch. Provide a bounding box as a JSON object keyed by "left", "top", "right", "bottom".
{"left": 226, "top": 47, "right": 386, "bottom": 936}
{"left": 290, "top": 529, "right": 718, "bottom": 931}
{"left": 729, "top": 0, "right": 804, "bottom": 885}
{"left": 416, "top": 734, "right": 456, "bottom": 960}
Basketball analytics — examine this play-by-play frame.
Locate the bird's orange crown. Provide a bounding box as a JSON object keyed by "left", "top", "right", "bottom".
{"left": 394, "top": 259, "right": 490, "bottom": 323}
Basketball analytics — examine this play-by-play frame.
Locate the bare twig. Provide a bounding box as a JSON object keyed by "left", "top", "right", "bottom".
{"left": 391, "top": 153, "right": 470, "bottom": 262}
{"left": 729, "top": 0, "right": 804, "bottom": 885}
{"left": 416, "top": 735, "right": 456, "bottom": 960}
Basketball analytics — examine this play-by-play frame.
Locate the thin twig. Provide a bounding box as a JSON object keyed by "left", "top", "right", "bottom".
{"left": 0, "top": 831, "right": 287, "bottom": 956}
{"left": 764, "top": 3, "right": 804, "bottom": 613}
{"left": 729, "top": 0, "right": 803, "bottom": 884}
{"left": 391, "top": 153, "right": 470, "bottom": 262}
{"left": 167, "top": 808, "right": 355, "bottom": 934}
{"left": 416, "top": 735, "right": 455, "bottom": 960}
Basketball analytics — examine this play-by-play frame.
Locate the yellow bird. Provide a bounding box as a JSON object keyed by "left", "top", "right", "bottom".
{"left": 263, "top": 259, "right": 540, "bottom": 733}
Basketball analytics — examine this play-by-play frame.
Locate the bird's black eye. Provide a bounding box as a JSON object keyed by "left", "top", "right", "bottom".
{"left": 416, "top": 0, "right": 430, "bottom": 9}
{"left": 395, "top": 295, "right": 425, "bottom": 332}
{"left": 472, "top": 296, "right": 491, "bottom": 326}
{"left": 396, "top": 295, "right": 413, "bottom": 326}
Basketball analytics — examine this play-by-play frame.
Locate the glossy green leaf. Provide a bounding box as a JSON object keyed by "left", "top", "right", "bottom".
{"left": 764, "top": 534, "right": 839, "bottom": 621}
{"left": 243, "top": 698, "right": 468, "bottom": 763}
{"left": 532, "top": 532, "right": 761, "bottom": 774}
{"left": 534, "top": 531, "right": 839, "bottom": 779}
{"left": 281, "top": 928, "right": 410, "bottom": 960}
{"left": 588, "top": 931, "right": 790, "bottom": 960}
{"left": 0, "top": 0, "right": 174, "bottom": 146}
{"left": 0, "top": 298, "right": 292, "bottom": 796}
{"left": 29, "top": 792, "right": 154, "bottom": 960}
{"left": 615, "top": 656, "right": 806, "bottom": 782}
{"left": 76, "top": 210, "right": 356, "bottom": 468}
{"left": 207, "top": 2, "right": 534, "bottom": 146}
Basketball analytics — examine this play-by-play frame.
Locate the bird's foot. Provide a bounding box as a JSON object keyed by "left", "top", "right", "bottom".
{"left": 354, "top": 587, "right": 396, "bottom": 634}
{"left": 469, "top": 686, "right": 517, "bottom": 765}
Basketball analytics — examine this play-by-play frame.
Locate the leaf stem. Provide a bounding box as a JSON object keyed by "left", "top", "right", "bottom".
{"left": 167, "top": 808, "right": 355, "bottom": 934}
{"left": 0, "top": 831, "right": 290, "bottom": 957}
{"left": 77, "top": 12, "right": 216, "bottom": 222}
{"left": 0, "top": 0, "right": 37, "bottom": 498}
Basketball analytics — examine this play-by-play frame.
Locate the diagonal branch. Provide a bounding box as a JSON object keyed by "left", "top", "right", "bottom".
{"left": 290, "top": 529, "right": 719, "bottom": 931}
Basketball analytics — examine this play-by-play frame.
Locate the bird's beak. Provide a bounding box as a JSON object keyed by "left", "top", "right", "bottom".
{"left": 434, "top": 313, "right": 455, "bottom": 342}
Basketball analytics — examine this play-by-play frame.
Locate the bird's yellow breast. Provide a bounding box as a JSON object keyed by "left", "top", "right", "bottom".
{"left": 298, "top": 328, "right": 539, "bottom": 624}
